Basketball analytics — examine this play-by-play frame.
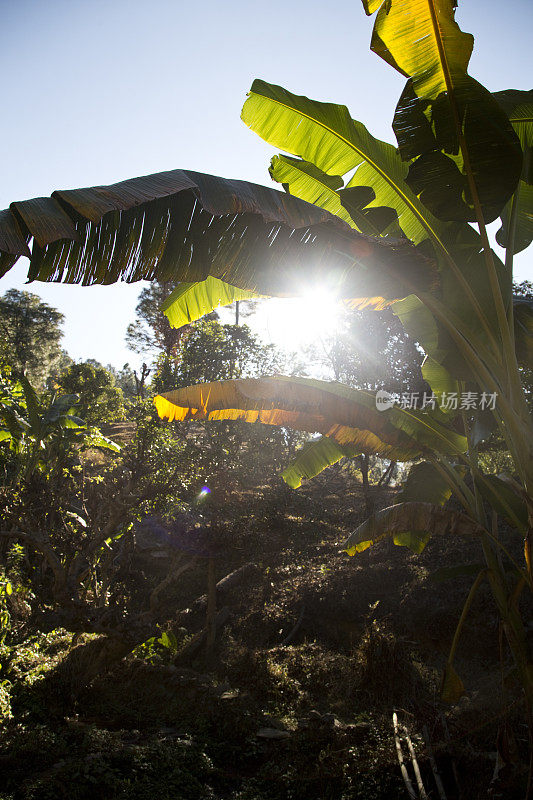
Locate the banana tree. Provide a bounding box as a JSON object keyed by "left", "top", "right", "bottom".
{"left": 0, "top": 0, "right": 532, "bottom": 727}
{"left": 0, "top": 372, "right": 119, "bottom": 482}
{"left": 158, "top": 2, "right": 533, "bottom": 720}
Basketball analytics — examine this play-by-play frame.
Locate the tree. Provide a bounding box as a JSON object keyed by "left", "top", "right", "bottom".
{"left": 155, "top": 0, "right": 533, "bottom": 734}
{"left": 152, "top": 319, "right": 283, "bottom": 394}
{"left": 151, "top": 318, "right": 284, "bottom": 394}
{"left": 126, "top": 280, "right": 187, "bottom": 360}
{"left": 107, "top": 362, "right": 138, "bottom": 400}
{"left": 321, "top": 307, "right": 426, "bottom": 394}
{"left": 57, "top": 361, "right": 124, "bottom": 425}
{"left": 0, "top": 290, "right": 67, "bottom": 388}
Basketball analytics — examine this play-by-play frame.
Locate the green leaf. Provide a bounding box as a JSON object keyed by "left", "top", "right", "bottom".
{"left": 159, "top": 631, "right": 178, "bottom": 651}
{"left": 393, "top": 78, "right": 522, "bottom": 223}
{"left": 242, "top": 78, "right": 465, "bottom": 252}
{"left": 83, "top": 429, "right": 121, "bottom": 452}
{"left": 494, "top": 89, "right": 533, "bottom": 254}
{"left": 392, "top": 530, "right": 431, "bottom": 554}
{"left": 59, "top": 415, "right": 87, "bottom": 430}
{"left": 43, "top": 393, "right": 80, "bottom": 424}
{"left": 339, "top": 186, "right": 405, "bottom": 239}
{"left": 5, "top": 582, "right": 12, "bottom": 596}
{"left": 421, "top": 355, "right": 461, "bottom": 407}
{"left": 281, "top": 436, "right": 360, "bottom": 489}
{"left": 364, "top": 0, "right": 474, "bottom": 100}
{"left": 270, "top": 155, "right": 404, "bottom": 240}
{"left": 514, "top": 298, "right": 533, "bottom": 366}
{"left": 392, "top": 230, "right": 512, "bottom": 384}
{"left": 161, "top": 277, "right": 263, "bottom": 329}
{"left": 441, "top": 662, "right": 465, "bottom": 703}
{"left": 470, "top": 408, "right": 497, "bottom": 449}
{"left": 363, "top": 2, "right": 522, "bottom": 222}
{"left": 494, "top": 89, "right": 533, "bottom": 177}
{"left": 345, "top": 501, "right": 486, "bottom": 556}
{"left": 269, "top": 156, "right": 356, "bottom": 228}
{"left": 396, "top": 461, "right": 460, "bottom": 506}
{"left": 474, "top": 473, "right": 528, "bottom": 532}
{"left": 243, "top": 79, "right": 512, "bottom": 380}
{"left": 20, "top": 377, "right": 41, "bottom": 436}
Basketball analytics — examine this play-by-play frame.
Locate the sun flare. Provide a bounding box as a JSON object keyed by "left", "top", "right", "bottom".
{"left": 259, "top": 287, "right": 345, "bottom": 350}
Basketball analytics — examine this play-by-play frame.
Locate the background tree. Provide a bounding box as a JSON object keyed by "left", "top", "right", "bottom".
{"left": 302, "top": 307, "right": 427, "bottom": 510}
{"left": 126, "top": 281, "right": 187, "bottom": 361}
{"left": 57, "top": 361, "right": 124, "bottom": 425}
{"left": 151, "top": 319, "right": 283, "bottom": 394}
{"left": 0, "top": 290, "right": 68, "bottom": 388}
{"left": 107, "top": 363, "right": 138, "bottom": 400}
{"left": 325, "top": 307, "right": 427, "bottom": 395}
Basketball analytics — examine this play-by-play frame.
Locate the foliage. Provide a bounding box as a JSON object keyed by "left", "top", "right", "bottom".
{"left": 107, "top": 362, "right": 138, "bottom": 399}
{"left": 155, "top": 375, "right": 466, "bottom": 461}
{"left": 56, "top": 360, "right": 124, "bottom": 425}
{"left": 323, "top": 307, "right": 426, "bottom": 395}
{"left": 162, "top": 276, "right": 262, "bottom": 329}
{"left": 153, "top": 0, "right": 533, "bottom": 730}
{"left": 126, "top": 280, "right": 186, "bottom": 360}
{"left": 0, "top": 170, "right": 415, "bottom": 307}
{"left": 0, "top": 289, "right": 69, "bottom": 388}
{"left": 152, "top": 319, "right": 284, "bottom": 395}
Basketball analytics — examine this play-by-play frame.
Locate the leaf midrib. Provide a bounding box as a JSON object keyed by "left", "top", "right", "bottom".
{"left": 276, "top": 158, "right": 385, "bottom": 238}
{"left": 251, "top": 89, "right": 452, "bottom": 258}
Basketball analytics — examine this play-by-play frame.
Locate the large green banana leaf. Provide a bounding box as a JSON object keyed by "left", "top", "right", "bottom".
{"left": 281, "top": 436, "right": 360, "bottom": 489}
{"left": 270, "top": 155, "right": 404, "bottom": 239}
{"left": 0, "top": 168, "right": 434, "bottom": 304}
{"left": 344, "top": 501, "right": 487, "bottom": 556}
{"left": 154, "top": 375, "right": 467, "bottom": 462}
{"left": 493, "top": 90, "right": 533, "bottom": 255}
{"left": 269, "top": 156, "right": 356, "bottom": 229}
{"left": 242, "top": 79, "right": 462, "bottom": 252}
{"left": 364, "top": 0, "right": 522, "bottom": 222}
{"left": 241, "top": 80, "right": 511, "bottom": 382}
{"left": 161, "top": 277, "right": 263, "bottom": 329}
{"left": 362, "top": 0, "right": 473, "bottom": 99}
{"left": 514, "top": 298, "right": 533, "bottom": 367}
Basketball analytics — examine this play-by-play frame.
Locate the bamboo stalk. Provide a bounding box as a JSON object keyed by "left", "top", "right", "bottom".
{"left": 422, "top": 725, "right": 447, "bottom": 800}
{"left": 393, "top": 712, "right": 418, "bottom": 800}
{"left": 403, "top": 724, "right": 428, "bottom": 800}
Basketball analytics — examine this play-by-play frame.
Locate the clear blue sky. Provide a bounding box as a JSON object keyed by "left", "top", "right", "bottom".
{"left": 1, "top": 0, "right": 531, "bottom": 369}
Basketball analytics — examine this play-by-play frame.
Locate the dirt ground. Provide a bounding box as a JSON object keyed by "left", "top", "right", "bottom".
{"left": 1, "top": 467, "right": 530, "bottom": 799}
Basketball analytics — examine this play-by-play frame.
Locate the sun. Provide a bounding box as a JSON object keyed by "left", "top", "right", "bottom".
{"left": 257, "top": 286, "right": 346, "bottom": 350}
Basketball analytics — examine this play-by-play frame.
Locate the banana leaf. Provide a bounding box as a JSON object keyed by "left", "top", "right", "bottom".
{"left": 514, "top": 298, "right": 533, "bottom": 366}
{"left": 242, "top": 79, "right": 512, "bottom": 381}
{"left": 161, "top": 277, "right": 263, "bottom": 329}
{"left": 154, "top": 376, "right": 467, "bottom": 462}
{"left": 0, "top": 169, "right": 433, "bottom": 306}
{"left": 242, "top": 79, "right": 464, "bottom": 251}
{"left": 364, "top": 0, "right": 522, "bottom": 222}
{"left": 344, "top": 501, "right": 487, "bottom": 555}
{"left": 281, "top": 436, "right": 360, "bottom": 489}
{"left": 494, "top": 89, "right": 533, "bottom": 255}
{"left": 396, "top": 461, "right": 461, "bottom": 506}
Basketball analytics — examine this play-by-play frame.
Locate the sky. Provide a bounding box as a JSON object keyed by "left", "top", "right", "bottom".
{"left": 1, "top": 0, "right": 532, "bottom": 370}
